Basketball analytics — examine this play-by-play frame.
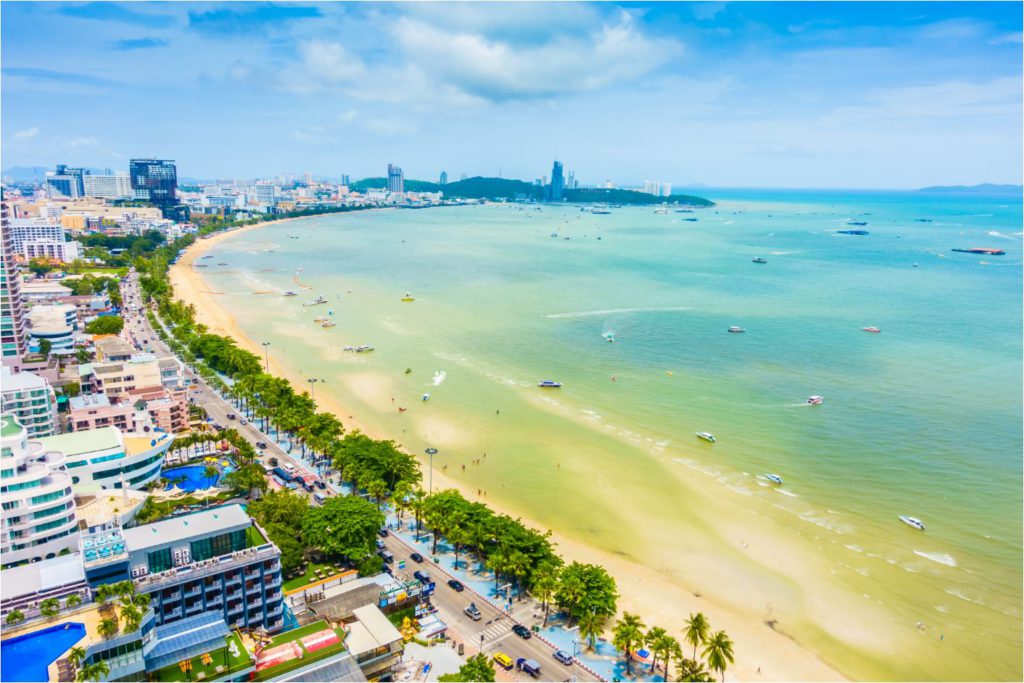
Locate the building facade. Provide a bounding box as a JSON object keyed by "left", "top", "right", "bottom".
{"left": 0, "top": 414, "right": 79, "bottom": 566}
{"left": 82, "top": 173, "right": 132, "bottom": 200}
{"left": 38, "top": 426, "right": 171, "bottom": 491}
{"left": 387, "top": 164, "right": 404, "bottom": 194}
{"left": 123, "top": 505, "right": 285, "bottom": 633}
{"left": 129, "top": 159, "right": 178, "bottom": 211}
{"left": 549, "top": 160, "right": 564, "bottom": 202}
{"left": 1, "top": 201, "right": 30, "bottom": 360}
{"left": 0, "top": 367, "right": 58, "bottom": 437}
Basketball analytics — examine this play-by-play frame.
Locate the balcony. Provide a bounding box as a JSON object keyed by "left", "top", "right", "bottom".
{"left": 267, "top": 604, "right": 283, "bottom": 617}
{"left": 227, "top": 602, "right": 243, "bottom": 615}
{"left": 244, "top": 568, "right": 261, "bottom": 582}
{"left": 185, "top": 601, "right": 204, "bottom": 614}
{"left": 266, "top": 575, "right": 282, "bottom": 589}
{"left": 161, "top": 590, "right": 182, "bottom": 602}
{"left": 226, "top": 588, "right": 242, "bottom": 600}
{"left": 206, "top": 595, "right": 223, "bottom": 608}
{"left": 246, "top": 596, "right": 261, "bottom": 608}
{"left": 163, "top": 607, "right": 182, "bottom": 620}
{"left": 183, "top": 585, "right": 201, "bottom": 598}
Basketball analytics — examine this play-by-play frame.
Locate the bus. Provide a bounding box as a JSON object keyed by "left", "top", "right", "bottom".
{"left": 272, "top": 467, "right": 294, "bottom": 483}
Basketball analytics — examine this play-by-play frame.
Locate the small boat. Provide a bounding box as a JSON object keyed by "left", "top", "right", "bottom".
{"left": 538, "top": 380, "right": 562, "bottom": 388}
{"left": 899, "top": 516, "right": 925, "bottom": 531}
{"left": 550, "top": 233, "right": 559, "bottom": 238}
{"left": 847, "top": 220, "right": 868, "bottom": 226}
{"left": 654, "top": 207, "right": 669, "bottom": 214}
{"left": 283, "top": 291, "right": 298, "bottom": 297}
{"left": 681, "top": 217, "right": 699, "bottom": 222}
{"left": 764, "top": 474, "right": 783, "bottom": 485}
{"left": 591, "top": 209, "right": 611, "bottom": 215}
{"left": 728, "top": 326, "right": 745, "bottom": 333}
{"left": 401, "top": 293, "right": 415, "bottom": 302}
{"left": 602, "top": 332, "right": 615, "bottom": 343}
{"left": 304, "top": 296, "right": 327, "bottom": 306}
{"left": 951, "top": 247, "right": 1005, "bottom": 255}
{"left": 696, "top": 432, "right": 716, "bottom": 443}
{"left": 355, "top": 345, "right": 374, "bottom": 353}
{"left": 321, "top": 321, "right": 336, "bottom": 328}
{"left": 752, "top": 257, "right": 768, "bottom": 264}
{"left": 216, "top": 262, "right": 227, "bottom": 266}
{"left": 313, "top": 316, "right": 327, "bottom": 322}
{"left": 676, "top": 209, "right": 694, "bottom": 213}
{"left": 421, "top": 393, "right": 430, "bottom": 401}
{"left": 807, "top": 395, "right": 823, "bottom": 405}
{"left": 836, "top": 229, "right": 869, "bottom": 236}
{"left": 862, "top": 326, "right": 881, "bottom": 334}
{"left": 343, "top": 345, "right": 354, "bottom": 351}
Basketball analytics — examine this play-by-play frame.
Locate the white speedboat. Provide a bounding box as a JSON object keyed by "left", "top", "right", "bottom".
{"left": 355, "top": 345, "right": 374, "bottom": 353}
{"left": 304, "top": 296, "right": 327, "bottom": 306}
{"left": 321, "top": 321, "right": 336, "bottom": 328}
{"left": 764, "top": 473, "right": 783, "bottom": 485}
{"left": 696, "top": 432, "right": 716, "bottom": 443}
{"left": 538, "top": 380, "right": 562, "bottom": 388}
{"left": 283, "top": 291, "right": 298, "bottom": 297}
{"left": 421, "top": 393, "right": 430, "bottom": 401}
{"left": 728, "top": 326, "right": 746, "bottom": 334}
{"left": 899, "top": 516, "right": 925, "bottom": 531}
{"left": 807, "top": 395, "right": 823, "bottom": 405}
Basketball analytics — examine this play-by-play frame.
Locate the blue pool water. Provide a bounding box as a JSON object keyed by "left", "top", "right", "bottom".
{"left": 162, "top": 462, "right": 234, "bottom": 492}
{"left": 1, "top": 622, "right": 86, "bottom": 682}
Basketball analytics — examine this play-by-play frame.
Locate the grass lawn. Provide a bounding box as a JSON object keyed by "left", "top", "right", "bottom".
{"left": 245, "top": 524, "right": 266, "bottom": 547}
{"left": 281, "top": 560, "right": 341, "bottom": 592}
{"left": 153, "top": 633, "right": 251, "bottom": 682}
{"left": 250, "top": 621, "right": 348, "bottom": 681}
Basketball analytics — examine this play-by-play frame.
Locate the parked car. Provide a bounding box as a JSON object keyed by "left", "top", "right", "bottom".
{"left": 267, "top": 456, "right": 278, "bottom": 467}
{"left": 409, "top": 552, "right": 424, "bottom": 563}
{"left": 257, "top": 442, "right": 269, "bottom": 450}
{"left": 463, "top": 603, "right": 481, "bottom": 620}
{"left": 240, "top": 418, "right": 248, "bottom": 425}
{"left": 315, "top": 480, "right": 326, "bottom": 490}
{"left": 226, "top": 413, "right": 236, "bottom": 420}
{"left": 553, "top": 650, "right": 574, "bottom": 666}
{"left": 413, "top": 570, "right": 431, "bottom": 584}
{"left": 376, "top": 539, "right": 386, "bottom": 550}
{"left": 512, "top": 624, "right": 532, "bottom": 640}
{"left": 447, "top": 579, "right": 465, "bottom": 592}
{"left": 493, "top": 653, "right": 514, "bottom": 670}
{"left": 378, "top": 528, "right": 389, "bottom": 538}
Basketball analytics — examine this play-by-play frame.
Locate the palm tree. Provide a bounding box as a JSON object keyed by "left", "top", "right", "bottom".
{"left": 684, "top": 612, "right": 711, "bottom": 660}
{"left": 66, "top": 593, "right": 83, "bottom": 609}
{"left": 40, "top": 597, "right": 60, "bottom": 618}
{"left": 675, "top": 656, "right": 711, "bottom": 682}
{"left": 120, "top": 603, "right": 142, "bottom": 633}
{"left": 612, "top": 612, "right": 646, "bottom": 676}
{"left": 654, "top": 632, "right": 679, "bottom": 677}
{"left": 702, "top": 630, "right": 734, "bottom": 682}
{"left": 5, "top": 609, "right": 25, "bottom": 625}
{"left": 94, "top": 583, "right": 116, "bottom": 607}
{"left": 645, "top": 626, "right": 668, "bottom": 673}
{"left": 531, "top": 563, "right": 559, "bottom": 626}
{"left": 506, "top": 550, "right": 530, "bottom": 601}
{"left": 68, "top": 646, "right": 87, "bottom": 669}
{"left": 578, "top": 610, "right": 604, "bottom": 651}
{"left": 366, "top": 478, "right": 388, "bottom": 511}
{"left": 76, "top": 660, "right": 110, "bottom": 682}
{"left": 97, "top": 617, "right": 119, "bottom": 640}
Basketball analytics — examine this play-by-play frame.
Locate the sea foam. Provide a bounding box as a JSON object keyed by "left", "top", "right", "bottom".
{"left": 914, "top": 550, "right": 958, "bottom": 567}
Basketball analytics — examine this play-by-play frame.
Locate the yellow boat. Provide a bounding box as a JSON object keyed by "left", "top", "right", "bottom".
{"left": 401, "top": 292, "right": 415, "bottom": 302}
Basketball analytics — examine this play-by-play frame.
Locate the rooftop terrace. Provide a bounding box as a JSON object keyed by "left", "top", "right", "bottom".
{"left": 249, "top": 620, "right": 349, "bottom": 681}
{"left": 152, "top": 632, "right": 252, "bottom": 682}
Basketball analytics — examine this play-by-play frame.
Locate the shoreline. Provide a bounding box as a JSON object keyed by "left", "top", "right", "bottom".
{"left": 170, "top": 218, "right": 848, "bottom": 681}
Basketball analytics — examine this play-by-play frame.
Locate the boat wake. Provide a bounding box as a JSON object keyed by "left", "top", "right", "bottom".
{"left": 544, "top": 306, "right": 692, "bottom": 319}
{"left": 914, "top": 550, "right": 958, "bottom": 567}
{"left": 432, "top": 371, "right": 447, "bottom": 386}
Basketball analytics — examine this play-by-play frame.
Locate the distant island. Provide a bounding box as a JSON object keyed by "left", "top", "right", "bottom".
{"left": 917, "top": 183, "right": 1023, "bottom": 195}
{"left": 350, "top": 175, "right": 715, "bottom": 206}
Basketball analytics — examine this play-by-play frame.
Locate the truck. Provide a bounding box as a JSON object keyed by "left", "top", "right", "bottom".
{"left": 272, "top": 467, "right": 294, "bottom": 483}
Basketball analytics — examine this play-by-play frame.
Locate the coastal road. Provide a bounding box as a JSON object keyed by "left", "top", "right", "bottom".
{"left": 381, "top": 532, "right": 600, "bottom": 683}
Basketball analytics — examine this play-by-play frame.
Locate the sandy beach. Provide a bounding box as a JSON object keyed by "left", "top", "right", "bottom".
{"left": 170, "top": 221, "right": 848, "bottom": 681}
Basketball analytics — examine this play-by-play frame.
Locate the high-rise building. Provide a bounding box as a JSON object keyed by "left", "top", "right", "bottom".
{"left": 549, "top": 160, "right": 565, "bottom": 202}
{"left": 340, "top": 174, "right": 350, "bottom": 187}
{"left": 304, "top": 171, "right": 313, "bottom": 185}
{"left": 1, "top": 367, "right": 58, "bottom": 437}
{"left": 0, "top": 414, "right": 80, "bottom": 566}
{"left": 129, "top": 159, "right": 178, "bottom": 213}
{"left": 83, "top": 172, "right": 132, "bottom": 199}
{"left": 252, "top": 182, "right": 278, "bottom": 206}
{"left": 387, "top": 164, "right": 404, "bottom": 194}
{"left": 566, "top": 170, "right": 575, "bottom": 190}
{"left": 661, "top": 183, "right": 673, "bottom": 197}
{"left": 1, "top": 201, "right": 29, "bottom": 360}
{"left": 439, "top": 171, "right": 448, "bottom": 186}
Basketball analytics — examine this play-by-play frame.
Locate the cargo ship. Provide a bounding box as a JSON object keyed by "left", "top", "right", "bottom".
{"left": 951, "top": 247, "right": 1005, "bottom": 255}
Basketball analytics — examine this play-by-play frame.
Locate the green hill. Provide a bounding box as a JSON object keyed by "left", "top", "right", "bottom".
{"left": 349, "top": 175, "right": 713, "bottom": 206}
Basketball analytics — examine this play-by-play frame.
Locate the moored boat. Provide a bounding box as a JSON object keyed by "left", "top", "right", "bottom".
{"left": 696, "top": 432, "right": 716, "bottom": 443}
{"left": 807, "top": 395, "right": 823, "bottom": 405}
{"left": 304, "top": 296, "right": 327, "bottom": 306}
{"left": 321, "top": 321, "right": 336, "bottom": 328}
{"left": 728, "top": 326, "right": 745, "bottom": 333}
{"left": 422, "top": 393, "right": 430, "bottom": 401}
{"left": 764, "top": 473, "right": 783, "bottom": 485}
{"left": 951, "top": 247, "right": 1005, "bottom": 255}
{"left": 863, "top": 326, "right": 881, "bottom": 333}
{"left": 836, "top": 229, "right": 869, "bottom": 235}
{"left": 538, "top": 380, "right": 562, "bottom": 388}
{"left": 899, "top": 516, "right": 925, "bottom": 531}
{"left": 283, "top": 291, "right": 298, "bottom": 297}
{"left": 401, "top": 292, "right": 416, "bottom": 301}
{"left": 752, "top": 257, "right": 768, "bottom": 264}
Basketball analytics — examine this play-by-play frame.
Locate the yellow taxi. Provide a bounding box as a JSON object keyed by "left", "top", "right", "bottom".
{"left": 493, "top": 652, "right": 514, "bottom": 670}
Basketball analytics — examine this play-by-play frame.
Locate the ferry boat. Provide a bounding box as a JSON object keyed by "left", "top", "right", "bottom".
{"left": 752, "top": 257, "right": 768, "bottom": 264}
{"left": 807, "top": 395, "right": 823, "bottom": 405}
{"left": 321, "top": 321, "right": 336, "bottom": 328}
{"left": 696, "top": 432, "right": 716, "bottom": 443}
{"left": 283, "top": 291, "right": 298, "bottom": 297}
{"left": 862, "top": 326, "right": 881, "bottom": 333}
{"left": 764, "top": 473, "right": 783, "bottom": 485}
{"left": 836, "top": 229, "right": 869, "bottom": 235}
{"left": 899, "top": 516, "right": 925, "bottom": 531}
{"left": 304, "top": 296, "right": 327, "bottom": 306}
{"left": 728, "top": 326, "right": 746, "bottom": 333}
{"left": 951, "top": 247, "right": 1005, "bottom": 255}
{"left": 538, "top": 380, "right": 562, "bottom": 388}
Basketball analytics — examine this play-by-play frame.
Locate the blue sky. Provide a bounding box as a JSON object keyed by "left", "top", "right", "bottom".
{"left": 2, "top": 2, "right": 1021, "bottom": 188}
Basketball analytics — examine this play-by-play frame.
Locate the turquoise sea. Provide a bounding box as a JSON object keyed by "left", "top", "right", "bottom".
{"left": 193, "top": 189, "right": 1022, "bottom": 680}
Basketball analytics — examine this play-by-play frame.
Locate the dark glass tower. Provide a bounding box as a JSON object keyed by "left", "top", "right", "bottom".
{"left": 129, "top": 159, "right": 178, "bottom": 211}
{"left": 549, "top": 160, "right": 564, "bottom": 201}
{"left": 387, "top": 164, "right": 404, "bottom": 193}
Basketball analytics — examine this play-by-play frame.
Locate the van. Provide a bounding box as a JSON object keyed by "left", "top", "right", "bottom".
{"left": 284, "top": 463, "right": 295, "bottom": 472}
{"left": 379, "top": 550, "right": 394, "bottom": 564}
{"left": 413, "top": 570, "right": 431, "bottom": 584}
{"left": 493, "top": 653, "right": 513, "bottom": 670}
{"left": 313, "top": 492, "right": 326, "bottom": 505}
{"left": 516, "top": 658, "right": 542, "bottom": 679}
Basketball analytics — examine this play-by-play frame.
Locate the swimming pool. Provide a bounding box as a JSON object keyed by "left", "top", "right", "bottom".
{"left": 162, "top": 461, "right": 235, "bottom": 492}
{"left": 1, "top": 622, "right": 86, "bottom": 682}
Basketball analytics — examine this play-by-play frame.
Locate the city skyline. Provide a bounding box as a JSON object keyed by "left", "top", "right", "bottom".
{"left": 2, "top": 2, "right": 1022, "bottom": 188}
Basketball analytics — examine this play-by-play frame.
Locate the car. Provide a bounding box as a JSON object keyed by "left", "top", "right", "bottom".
{"left": 516, "top": 658, "right": 542, "bottom": 679}
{"left": 378, "top": 528, "right": 389, "bottom": 538}
{"left": 512, "top": 624, "right": 532, "bottom": 640}
{"left": 226, "top": 413, "right": 236, "bottom": 420}
{"left": 413, "top": 570, "right": 431, "bottom": 584}
{"left": 257, "top": 442, "right": 269, "bottom": 450}
{"left": 463, "top": 603, "right": 481, "bottom": 620}
{"left": 409, "top": 552, "right": 424, "bottom": 563}
{"left": 267, "top": 456, "right": 278, "bottom": 467}
{"left": 376, "top": 539, "right": 386, "bottom": 550}
{"left": 240, "top": 418, "right": 248, "bottom": 425}
{"left": 447, "top": 579, "right": 465, "bottom": 592}
{"left": 315, "top": 480, "right": 326, "bottom": 490}
{"left": 553, "top": 650, "right": 574, "bottom": 666}
{"left": 493, "top": 653, "right": 514, "bottom": 670}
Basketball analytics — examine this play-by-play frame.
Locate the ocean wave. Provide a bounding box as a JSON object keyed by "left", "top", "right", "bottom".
{"left": 914, "top": 550, "right": 957, "bottom": 567}
{"left": 797, "top": 511, "right": 853, "bottom": 534}
{"left": 544, "top": 306, "right": 692, "bottom": 319}
{"left": 844, "top": 544, "right": 864, "bottom": 554}
{"left": 432, "top": 371, "right": 447, "bottom": 386}
{"left": 775, "top": 488, "right": 799, "bottom": 498}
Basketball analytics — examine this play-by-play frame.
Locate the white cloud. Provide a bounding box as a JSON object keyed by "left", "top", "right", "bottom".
{"left": 990, "top": 31, "right": 1024, "bottom": 45}
{"left": 69, "top": 136, "right": 100, "bottom": 147}
{"left": 299, "top": 41, "right": 366, "bottom": 83}
{"left": 13, "top": 127, "right": 39, "bottom": 141}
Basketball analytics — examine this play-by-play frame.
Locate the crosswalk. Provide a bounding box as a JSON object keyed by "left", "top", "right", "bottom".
{"left": 479, "top": 617, "right": 514, "bottom": 642}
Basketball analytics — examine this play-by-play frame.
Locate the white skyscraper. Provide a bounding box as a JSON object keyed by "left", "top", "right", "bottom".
{"left": 83, "top": 173, "right": 132, "bottom": 199}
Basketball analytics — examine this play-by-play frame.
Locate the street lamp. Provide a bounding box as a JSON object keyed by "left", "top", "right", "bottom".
{"left": 425, "top": 448, "right": 438, "bottom": 493}
{"left": 261, "top": 342, "right": 270, "bottom": 372}
{"left": 306, "top": 377, "right": 325, "bottom": 406}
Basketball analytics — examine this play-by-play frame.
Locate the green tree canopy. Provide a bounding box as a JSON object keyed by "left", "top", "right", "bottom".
{"left": 438, "top": 653, "right": 496, "bottom": 682}
{"left": 85, "top": 315, "right": 125, "bottom": 335}
{"left": 302, "top": 495, "right": 383, "bottom": 561}
{"left": 555, "top": 561, "right": 619, "bottom": 622}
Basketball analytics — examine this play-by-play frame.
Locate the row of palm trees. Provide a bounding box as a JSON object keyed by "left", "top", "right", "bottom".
{"left": 612, "top": 612, "right": 735, "bottom": 682}
{"left": 4, "top": 593, "right": 84, "bottom": 626}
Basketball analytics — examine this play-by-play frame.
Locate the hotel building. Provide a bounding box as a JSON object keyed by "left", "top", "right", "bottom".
{"left": 1, "top": 200, "right": 30, "bottom": 361}
{"left": 0, "top": 367, "right": 58, "bottom": 437}
{"left": 37, "top": 426, "right": 171, "bottom": 491}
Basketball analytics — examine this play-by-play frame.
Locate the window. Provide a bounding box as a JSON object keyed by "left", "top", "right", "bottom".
{"left": 30, "top": 490, "right": 64, "bottom": 505}
{"left": 147, "top": 547, "right": 172, "bottom": 574}
{"left": 190, "top": 537, "right": 213, "bottom": 562}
